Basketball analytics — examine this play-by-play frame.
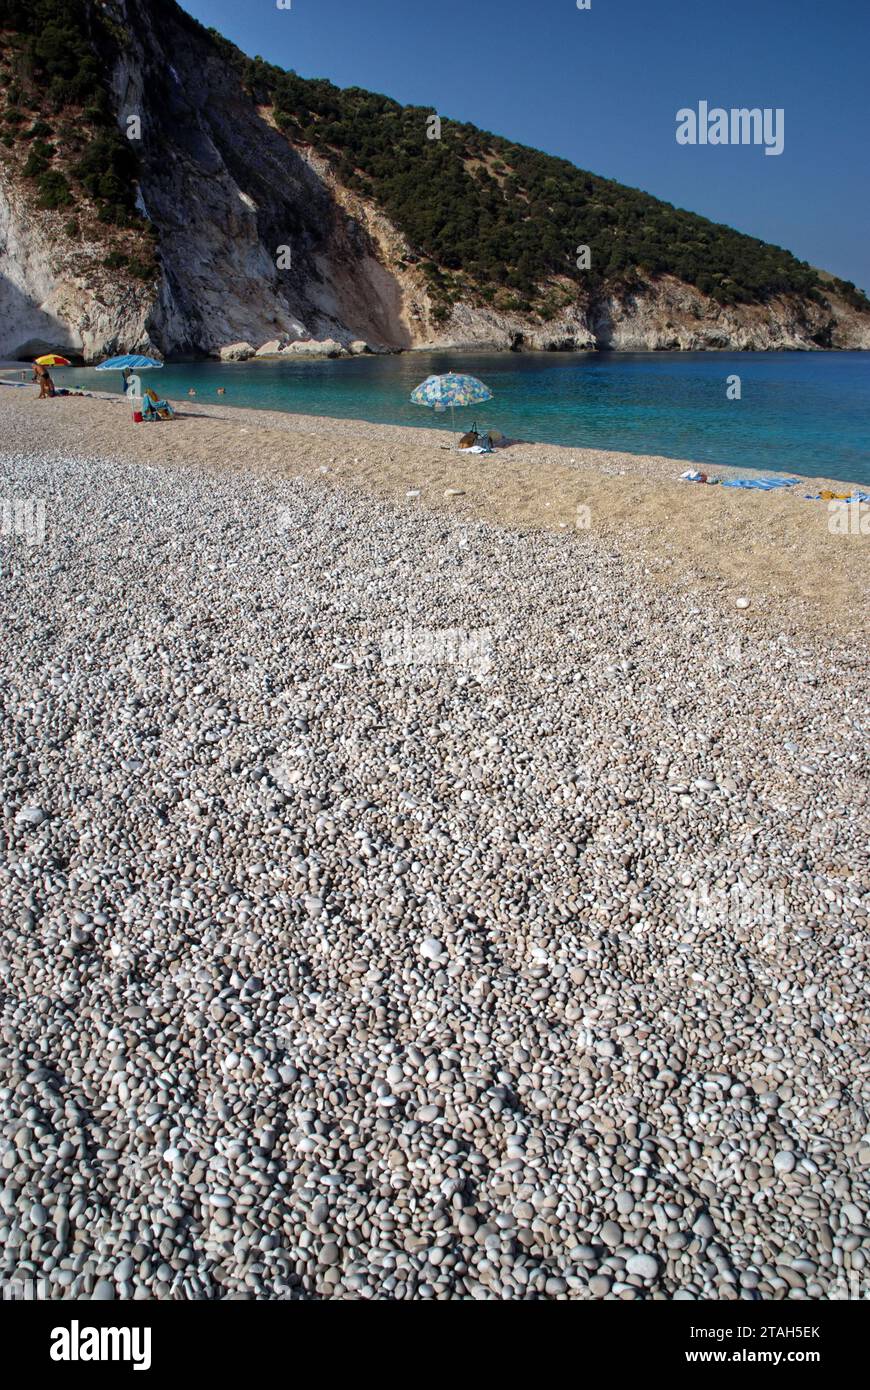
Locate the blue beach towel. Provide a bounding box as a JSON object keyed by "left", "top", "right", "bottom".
{"left": 720, "top": 477, "right": 800, "bottom": 490}
{"left": 803, "top": 490, "right": 870, "bottom": 503}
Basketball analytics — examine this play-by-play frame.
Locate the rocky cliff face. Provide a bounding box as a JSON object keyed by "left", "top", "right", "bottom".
{"left": 1, "top": 0, "right": 868, "bottom": 362}
{"left": 0, "top": 170, "right": 155, "bottom": 361}
{"left": 420, "top": 275, "right": 870, "bottom": 353}
{"left": 101, "top": 0, "right": 415, "bottom": 358}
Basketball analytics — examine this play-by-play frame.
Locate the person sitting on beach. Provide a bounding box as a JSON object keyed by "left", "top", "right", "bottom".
{"left": 33, "top": 363, "right": 54, "bottom": 399}
{"left": 143, "top": 387, "right": 174, "bottom": 420}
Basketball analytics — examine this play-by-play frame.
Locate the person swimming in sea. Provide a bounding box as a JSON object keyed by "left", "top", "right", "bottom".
{"left": 216, "top": 387, "right": 226, "bottom": 396}
{"left": 33, "top": 363, "right": 54, "bottom": 399}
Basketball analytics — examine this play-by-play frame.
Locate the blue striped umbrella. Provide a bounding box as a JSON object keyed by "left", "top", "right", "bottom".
{"left": 95, "top": 354, "right": 163, "bottom": 395}
{"left": 94, "top": 355, "right": 163, "bottom": 371}
{"left": 411, "top": 372, "right": 493, "bottom": 436}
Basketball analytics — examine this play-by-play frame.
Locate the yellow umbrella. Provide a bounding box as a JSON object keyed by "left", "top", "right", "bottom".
{"left": 34, "top": 354, "right": 71, "bottom": 367}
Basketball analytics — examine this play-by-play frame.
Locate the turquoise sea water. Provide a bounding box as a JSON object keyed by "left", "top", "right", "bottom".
{"left": 56, "top": 350, "right": 869, "bottom": 485}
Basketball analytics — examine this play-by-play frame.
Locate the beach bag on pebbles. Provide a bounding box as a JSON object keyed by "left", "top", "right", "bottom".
{"left": 459, "top": 422, "right": 479, "bottom": 449}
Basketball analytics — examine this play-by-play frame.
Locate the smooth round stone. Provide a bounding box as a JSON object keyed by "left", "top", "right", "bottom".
{"left": 420, "top": 938, "right": 444, "bottom": 961}
{"left": 626, "top": 1253, "right": 659, "bottom": 1280}
{"left": 600, "top": 1221, "right": 623, "bottom": 1248}
{"left": 91, "top": 1279, "right": 115, "bottom": 1300}
{"left": 774, "top": 1150, "right": 796, "bottom": 1174}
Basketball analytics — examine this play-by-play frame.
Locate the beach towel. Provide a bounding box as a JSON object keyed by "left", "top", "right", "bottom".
{"left": 720, "top": 477, "right": 799, "bottom": 490}
{"left": 805, "top": 489, "right": 870, "bottom": 504}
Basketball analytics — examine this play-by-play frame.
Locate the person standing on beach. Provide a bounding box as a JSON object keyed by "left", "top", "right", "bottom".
{"left": 33, "top": 363, "right": 54, "bottom": 399}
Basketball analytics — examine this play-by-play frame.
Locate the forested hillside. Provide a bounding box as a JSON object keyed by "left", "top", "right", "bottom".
{"left": 0, "top": 0, "right": 157, "bottom": 279}
{"left": 2, "top": 0, "right": 866, "bottom": 329}
{"left": 2, "top": 0, "right": 868, "bottom": 359}
{"left": 192, "top": 7, "right": 866, "bottom": 321}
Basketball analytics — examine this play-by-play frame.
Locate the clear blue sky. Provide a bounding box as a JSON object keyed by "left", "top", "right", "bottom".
{"left": 178, "top": 0, "right": 870, "bottom": 291}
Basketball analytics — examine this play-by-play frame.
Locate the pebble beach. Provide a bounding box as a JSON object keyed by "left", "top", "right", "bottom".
{"left": 0, "top": 391, "right": 867, "bottom": 1301}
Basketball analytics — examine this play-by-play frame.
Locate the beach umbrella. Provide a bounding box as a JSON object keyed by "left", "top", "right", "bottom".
{"left": 34, "top": 354, "right": 71, "bottom": 367}
{"left": 95, "top": 355, "right": 163, "bottom": 372}
{"left": 410, "top": 372, "right": 493, "bottom": 436}
{"left": 95, "top": 354, "right": 163, "bottom": 394}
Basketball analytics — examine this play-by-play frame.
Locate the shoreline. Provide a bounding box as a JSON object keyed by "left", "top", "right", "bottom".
{"left": 4, "top": 343, "right": 869, "bottom": 369}
{"left": 1, "top": 389, "right": 867, "bottom": 634}
{"left": 4, "top": 355, "right": 868, "bottom": 491}
{"left": 1, "top": 373, "right": 861, "bottom": 484}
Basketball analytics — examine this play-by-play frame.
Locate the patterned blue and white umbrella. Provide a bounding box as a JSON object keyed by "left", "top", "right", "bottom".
{"left": 95, "top": 354, "right": 163, "bottom": 394}
{"left": 95, "top": 355, "right": 163, "bottom": 371}
{"left": 411, "top": 372, "right": 493, "bottom": 435}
